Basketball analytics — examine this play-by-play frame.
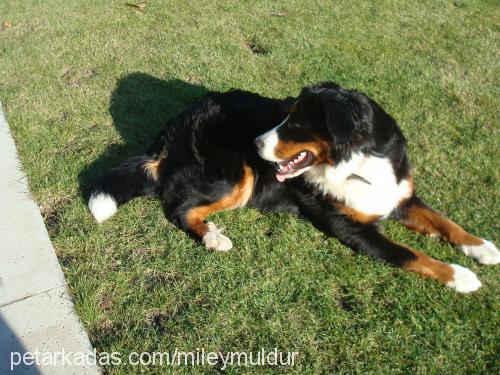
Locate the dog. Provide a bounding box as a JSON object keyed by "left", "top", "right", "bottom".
{"left": 87, "top": 82, "right": 499, "bottom": 293}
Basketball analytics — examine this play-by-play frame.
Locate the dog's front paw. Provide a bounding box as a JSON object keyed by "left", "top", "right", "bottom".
{"left": 460, "top": 240, "right": 500, "bottom": 265}
{"left": 202, "top": 222, "right": 233, "bottom": 251}
{"left": 446, "top": 264, "right": 481, "bottom": 293}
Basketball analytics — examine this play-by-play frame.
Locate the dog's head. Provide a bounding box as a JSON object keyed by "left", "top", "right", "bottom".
{"left": 255, "top": 83, "right": 374, "bottom": 182}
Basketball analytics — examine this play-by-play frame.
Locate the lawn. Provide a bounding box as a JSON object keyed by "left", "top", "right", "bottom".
{"left": 1, "top": 0, "right": 499, "bottom": 373}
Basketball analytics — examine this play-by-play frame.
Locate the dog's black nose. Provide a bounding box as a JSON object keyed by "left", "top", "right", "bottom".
{"left": 254, "top": 137, "right": 264, "bottom": 149}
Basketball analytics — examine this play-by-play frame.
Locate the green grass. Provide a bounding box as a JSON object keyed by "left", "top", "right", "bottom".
{"left": 1, "top": 0, "right": 499, "bottom": 373}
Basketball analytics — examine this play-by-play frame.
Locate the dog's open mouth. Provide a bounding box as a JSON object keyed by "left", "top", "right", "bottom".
{"left": 275, "top": 151, "right": 315, "bottom": 182}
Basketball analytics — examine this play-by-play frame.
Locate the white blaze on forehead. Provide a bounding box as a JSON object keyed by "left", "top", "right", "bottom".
{"left": 256, "top": 115, "right": 290, "bottom": 162}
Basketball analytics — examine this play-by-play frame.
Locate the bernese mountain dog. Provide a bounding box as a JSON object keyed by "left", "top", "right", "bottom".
{"left": 88, "top": 82, "right": 499, "bottom": 293}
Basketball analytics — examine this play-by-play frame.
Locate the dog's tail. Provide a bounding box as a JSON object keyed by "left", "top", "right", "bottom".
{"left": 87, "top": 150, "right": 167, "bottom": 223}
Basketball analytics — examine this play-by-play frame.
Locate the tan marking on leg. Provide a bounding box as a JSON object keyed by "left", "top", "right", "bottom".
{"left": 403, "top": 204, "right": 483, "bottom": 246}
{"left": 185, "top": 216, "right": 209, "bottom": 238}
{"left": 403, "top": 249, "right": 454, "bottom": 284}
{"left": 336, "top": 204, "right": 381, "bottom": 224}
{"left": 185, "top": 165, "right": 254, "bottom": 237}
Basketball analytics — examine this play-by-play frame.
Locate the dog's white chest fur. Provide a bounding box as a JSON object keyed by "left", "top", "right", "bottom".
{"left": 304, "top": 153, "right": 412, "bottom": 217}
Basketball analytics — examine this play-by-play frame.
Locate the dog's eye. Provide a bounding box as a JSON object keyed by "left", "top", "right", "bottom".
{"left": 287, "top": 121, "right": 301, "bottom": 129}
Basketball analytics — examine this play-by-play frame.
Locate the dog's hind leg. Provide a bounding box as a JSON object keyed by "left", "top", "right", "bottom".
{"left": 165, "top": 165, "right": 254, "bottom": 251}
{"left": 392, "top": 195, "right": 500, "bottom": 265}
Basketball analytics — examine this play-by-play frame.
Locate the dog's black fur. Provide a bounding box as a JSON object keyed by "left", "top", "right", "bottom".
{"left": 88, "top": 82, "right": 495, "bottom": 291}
{"left": 90, "top": 89, "right": 310, "bottom": 222}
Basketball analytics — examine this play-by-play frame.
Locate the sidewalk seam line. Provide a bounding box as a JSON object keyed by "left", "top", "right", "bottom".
{"left": 0, "top": 284, "right": 67, "bottom": 309}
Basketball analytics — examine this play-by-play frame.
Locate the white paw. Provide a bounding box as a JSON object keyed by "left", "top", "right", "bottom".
{"left": 446, "top": 264, "right": 481, "bottom": 293}
{"left": 460, "top": 240, "right": 500, "bottom": 265}
{"left": 202, "top": 222, "right": 233, "bottom": 251}
{"left": 88, "top": 192, "right": 117, "bottom": 223}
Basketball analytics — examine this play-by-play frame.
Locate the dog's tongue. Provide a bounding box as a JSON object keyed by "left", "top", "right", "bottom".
{"left": 276, "top": 174, "right": 286, "bottom": 183}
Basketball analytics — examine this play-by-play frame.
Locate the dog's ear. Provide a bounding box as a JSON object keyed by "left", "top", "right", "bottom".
{"left": 320, "top": 89, "right": 374, "bottom": 147}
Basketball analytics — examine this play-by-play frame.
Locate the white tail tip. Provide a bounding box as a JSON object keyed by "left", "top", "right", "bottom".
{"left": 88, "top": 192, "right": 117, "bottom": 223}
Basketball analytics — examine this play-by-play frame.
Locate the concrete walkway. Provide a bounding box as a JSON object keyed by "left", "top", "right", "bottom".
{"left": 0, "top": 103, "right": 100, "bottom": 374}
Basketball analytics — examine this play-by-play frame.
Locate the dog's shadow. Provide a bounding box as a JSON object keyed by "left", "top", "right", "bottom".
{"left": 78, "top": 73, "right": 207, "bottom": 197}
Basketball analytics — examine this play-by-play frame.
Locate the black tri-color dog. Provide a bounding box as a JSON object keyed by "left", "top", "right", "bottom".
{"left": 88, "top": 82, "right": 499, "bottom": 293}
